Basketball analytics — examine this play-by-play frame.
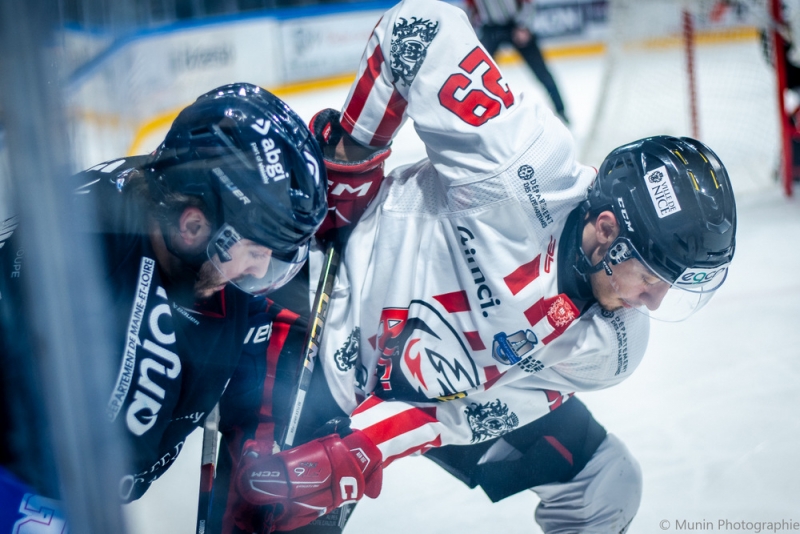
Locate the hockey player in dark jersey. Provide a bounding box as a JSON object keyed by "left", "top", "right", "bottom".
{"left": 0, "top": 82, "right": 328, "bottom": 532}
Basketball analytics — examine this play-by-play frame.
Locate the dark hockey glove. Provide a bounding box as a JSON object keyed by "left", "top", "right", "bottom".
{"left": 235, "top": 429, "right": 383, "bottom": 532}
{"left": 309, "top": 108, "right": 391, "bottom": 243}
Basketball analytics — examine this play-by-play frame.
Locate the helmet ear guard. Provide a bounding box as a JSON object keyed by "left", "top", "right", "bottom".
{"left": 574, "top": 209, "right": 633, "bottom": 278}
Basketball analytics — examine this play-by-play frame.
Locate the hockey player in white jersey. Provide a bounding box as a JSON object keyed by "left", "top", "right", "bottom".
{"left": 231, "top": 1, "right": 737, "bottom": 532}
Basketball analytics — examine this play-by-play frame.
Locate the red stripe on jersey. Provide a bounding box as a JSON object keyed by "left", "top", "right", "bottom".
{"left": 504, "top": 255, "right": 541, "bottom": 296}
{"left": 370, "top": 90, "right": 408, "bottom": 146}
{"left": 483, "top": 365, "right": 503, "bottom": 390}
{"left": 255, "top": 309, "right": 299, "bottom": 443}
{"left": 544, "top": 390, "right": 574, "bottom": 412}
{"left": 523, "top": 294, "right": 578, "bottom": 344}
{"left": 342, "top": 46, "right": 385, "bottom": 135}
{"left": 351, "top": 393, "right": 383, "bottom": 416}
{"left": 524, "top": 296, "right": 547, "bottom": 327}
{"left": 255, "top": 306, "right": 300, "bottom": 444}
{"left": 463, "top": 330, "right": 486, "bottom": 351}
{"left": 544, "top": 435, "right": 574, "bottom": 466}
{"left": 195, "top": 286, "right": 228, "bottom": 318}
{"left": 362, "top": 405, "right": 438, "bottom": 446}
{"left": 433, "top": 290, "right": 472, "bottom": 313}
{"left": 368, "top": 334, "right": 377, "bottom": 350}
{"left": 383, "top": 435, "right": 442, "bottom": 468}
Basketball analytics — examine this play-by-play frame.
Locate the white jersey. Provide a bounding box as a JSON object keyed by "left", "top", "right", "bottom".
{"left": 315, "top": 0, "right": 649, "bottom": 465}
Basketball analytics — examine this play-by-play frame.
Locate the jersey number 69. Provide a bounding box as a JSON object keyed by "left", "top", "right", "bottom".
{"left": 438, "top": 46, "right": 515, "bottom": 126}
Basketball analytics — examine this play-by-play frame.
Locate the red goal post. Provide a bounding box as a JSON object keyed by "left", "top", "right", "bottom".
{"left": 579, "top": 0, "right": 792, "bottom": 196}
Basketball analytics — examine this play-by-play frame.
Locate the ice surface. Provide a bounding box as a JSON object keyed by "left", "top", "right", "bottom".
{"left": 125, "top": 50, "right": 800, "bottom": 534}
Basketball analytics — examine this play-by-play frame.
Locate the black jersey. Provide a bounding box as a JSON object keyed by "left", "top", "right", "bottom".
{"left": 1, "top": 156, "right": 253, "bottom": 501}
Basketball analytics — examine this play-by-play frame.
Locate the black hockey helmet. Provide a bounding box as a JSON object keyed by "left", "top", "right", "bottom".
{"left": 584, "top": 136, "right": 737, "bottom": 320}
{"left": 147, "top": 83, "right": 327, "bottom": 295}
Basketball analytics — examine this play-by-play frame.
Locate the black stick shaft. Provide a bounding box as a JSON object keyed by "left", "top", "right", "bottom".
{"left": 280, "top": 242, "right": 341, "bottom": 451}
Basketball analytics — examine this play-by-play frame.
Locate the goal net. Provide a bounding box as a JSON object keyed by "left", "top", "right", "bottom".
{"left": 579, "top": 0, "right": 782, "bottom": 195}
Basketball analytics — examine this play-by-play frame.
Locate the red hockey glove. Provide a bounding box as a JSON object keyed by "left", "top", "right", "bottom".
{"left": 309, "top": 109, "right": 391, "bottom": 242}
{"left": 235, "top": 429, "right": 383, "bottom": 532}
{"left": 228, "top": 496, "right": 281, "bottom": 534}
{"left": 228, "top": 438, "right": 285, "bottom": 534}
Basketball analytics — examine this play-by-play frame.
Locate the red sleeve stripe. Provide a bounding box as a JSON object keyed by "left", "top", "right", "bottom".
{"left": 370, "top": 89, "right": 408, "bottom": 146}
{"left": 358, "top": 405, "right": 438, "bottom": 446}
{"left": 351, "top": 396, "right": 437, "bottom": 429}
{"left": 351, "top": 393, "right": 383, "bottom": 416}
{"left": 342, "top": 45, "right": 385, "bottom": 135}
{"left": 383, "top": 435, "right": 442, "bottom": 467}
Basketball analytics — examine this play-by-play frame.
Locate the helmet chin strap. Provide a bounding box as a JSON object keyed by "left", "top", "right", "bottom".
{"left": 574, "top": 204, "right": 616, "bottom": 280}
{"left": 575, "top": 246, "right": 613, "bottom": 279}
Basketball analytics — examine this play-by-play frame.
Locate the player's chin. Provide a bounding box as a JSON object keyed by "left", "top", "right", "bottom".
{"left": 598, "top": 298, "right": 625, "bottom": 313}
{"left": 194, "top": 261, "right": 228, "bottom": 298}
{"left": 193, "top": 273, "right": 228, "bottom": 298}
{"left": 194, "top": 284, "right": 226, "bottom": 299}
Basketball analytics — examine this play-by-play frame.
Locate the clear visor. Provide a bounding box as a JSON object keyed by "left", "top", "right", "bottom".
{"left": 605, "top": 238, "right": 729, "bottom": 322}
{"left": 207, "top": 223, "right": 307, "bottom": 296}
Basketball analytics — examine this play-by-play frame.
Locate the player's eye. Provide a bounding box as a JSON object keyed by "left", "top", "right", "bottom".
{"left": 249, "top": 249, "right": 270, "bottom": 261}
{"left": 642, "top": 274, "right": 659, "bottom": 286}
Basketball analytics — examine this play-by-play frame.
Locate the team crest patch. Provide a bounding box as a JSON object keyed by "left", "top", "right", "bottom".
{"left": 465, "top": 399, "right": 519, "bottom": 443}
{"left": 547, "top": 296, "right": 577, "bottom": 328}
{"left": 334, "top": 327, "right": 360, "bottom": 372}
{"left": 390, "top": 17, "right": 439, "bottom": 86}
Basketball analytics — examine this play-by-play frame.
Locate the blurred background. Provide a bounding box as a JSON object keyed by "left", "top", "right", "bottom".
{"left": 1, "top": 0, "right": 798, "bottom": 533}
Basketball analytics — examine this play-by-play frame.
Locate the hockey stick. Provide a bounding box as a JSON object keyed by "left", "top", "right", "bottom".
{"left": 196, "top": 403, "right": 220, "bottom": 534}
{"left": 279, "top": 239, "right": 342, "bottom": 451}
{"left": 192, "top": 241, "right": 344, "bottom": 533}
{"left": 256, "top": 239, "right": 345, "bottom": 534}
